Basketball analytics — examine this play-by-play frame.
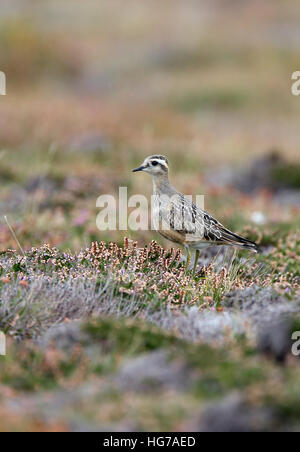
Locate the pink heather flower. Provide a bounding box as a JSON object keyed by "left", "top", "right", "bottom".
{"left": 74, "top": 209, "right": 89, "bottom": 226}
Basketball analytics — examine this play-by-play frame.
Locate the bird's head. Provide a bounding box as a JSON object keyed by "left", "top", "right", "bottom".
{"left": 132, "top": 155, "right": 169, "bottom": 177}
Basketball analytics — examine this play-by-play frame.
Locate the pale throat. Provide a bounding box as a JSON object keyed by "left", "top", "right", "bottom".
{"left": 151, "top": 173, "right": 171, "bottom": 194}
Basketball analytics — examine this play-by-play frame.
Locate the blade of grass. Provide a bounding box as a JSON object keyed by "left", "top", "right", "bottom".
{"left": 3, "top": 215, "right": 25, "bottom": 256}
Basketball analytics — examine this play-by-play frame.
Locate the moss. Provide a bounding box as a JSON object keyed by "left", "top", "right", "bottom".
{"left": 218, "top": 361, "right": 264, "bottom": 389}
{"left": 83, "top": 317, "right": 179, "bottom": 355}
{"left": 0, "top": 341, "right": 87, "bottom": 392}
{"left": 185, "top": 343, "right": 264, "bottom": 399}
{"left": 272, "top": 164, "right": 300, "bottom": 189}
{"left": 1, "top": 348, "right": 58, "bottom": 391}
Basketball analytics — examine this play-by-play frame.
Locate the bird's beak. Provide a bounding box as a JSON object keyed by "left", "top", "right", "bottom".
{"left": 132, "top": 165, "right": 145, "bottom": 172}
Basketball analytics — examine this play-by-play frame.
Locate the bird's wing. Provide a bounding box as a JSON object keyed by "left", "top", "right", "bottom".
{"left": 160, "top": 193, "right": 258, "bottom": 250}
{"left": 158, "top": 193, "right": 207, "bottom": 240}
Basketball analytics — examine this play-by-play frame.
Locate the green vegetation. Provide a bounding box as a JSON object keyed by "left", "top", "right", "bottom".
{"left": 169, "top": 88, "right": 250, "bottom": 113}
{"left": 1, "top": 314, "right": 300, "bottom": 431}
{"left": 272, "top": 164, "right": 300, "bottom": 189}
{"left": 0, "top": 0, "right": 299, "bottom": 432}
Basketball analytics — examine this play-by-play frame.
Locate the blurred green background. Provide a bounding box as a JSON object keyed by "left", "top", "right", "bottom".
{"left": 1, "top": 1, "right": 300, "bottom": 433}
{"left": 0, "top": 0, "right": 299, "bottom": 251}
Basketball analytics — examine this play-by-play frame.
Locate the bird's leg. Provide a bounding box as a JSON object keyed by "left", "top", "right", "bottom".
{"left": 184, "top": 246, "right": 191, "bottom": 270}
{"left": 193, "top": 250, "right": 200, "bottom": 275}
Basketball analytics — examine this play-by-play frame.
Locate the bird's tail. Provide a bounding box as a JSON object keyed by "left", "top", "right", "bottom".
{"left": 219, "top": 226, "right": 259, "bottom": 253}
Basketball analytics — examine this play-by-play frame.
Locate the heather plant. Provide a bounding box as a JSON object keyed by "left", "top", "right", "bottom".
{"left": 0, "top": 234, "right": 298, "bottom": 341}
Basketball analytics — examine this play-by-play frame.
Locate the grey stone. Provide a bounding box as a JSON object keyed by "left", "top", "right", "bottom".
{"left": 115, "top": 350, "right": 190, "bottom": 392}
{"left": 196, "top": 393, "right": 275, "bottom": 432}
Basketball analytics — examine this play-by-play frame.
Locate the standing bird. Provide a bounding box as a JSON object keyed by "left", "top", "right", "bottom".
{"left": 132, "top": 155, "right": 258, "bottom": 274}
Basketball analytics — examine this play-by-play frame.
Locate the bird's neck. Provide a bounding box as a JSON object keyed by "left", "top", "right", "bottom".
{"left": 152, "top": 173, "right": 174, "bottom": 194}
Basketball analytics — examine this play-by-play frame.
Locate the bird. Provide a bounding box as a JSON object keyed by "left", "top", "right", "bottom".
{"left": 132, "top": 155, "right": 258, "bottom": 274}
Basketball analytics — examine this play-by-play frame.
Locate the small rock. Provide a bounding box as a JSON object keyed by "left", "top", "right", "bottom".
{"left": 37, "top": 322, "right": 84, "bottom": 351}
{"left": 115, "top": 350, "right": 190, "bottom": 392}
{"left": 257, "top": 316, "right": 293, "bottom": 363}
{"left": 195, "top": 393, "right": 275, "bottom": 432}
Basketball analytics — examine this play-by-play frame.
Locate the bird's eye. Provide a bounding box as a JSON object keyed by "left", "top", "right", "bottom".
{"left": 152, "top": 161, "right": 158, "bottom": 166}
